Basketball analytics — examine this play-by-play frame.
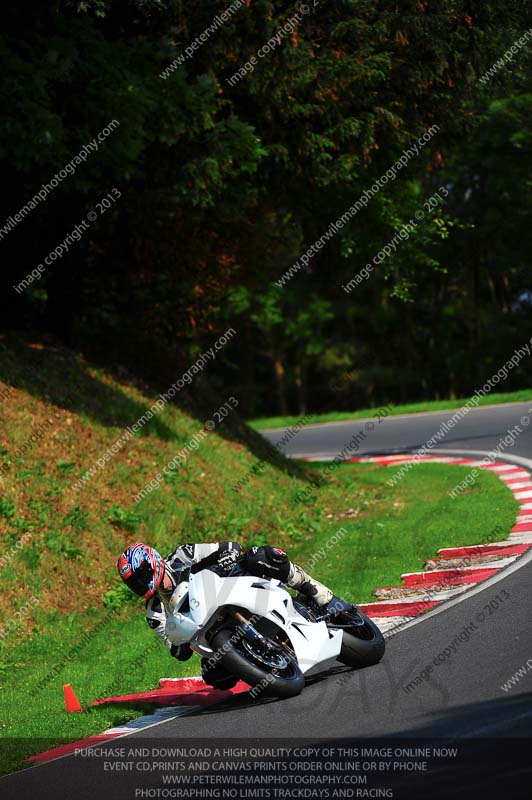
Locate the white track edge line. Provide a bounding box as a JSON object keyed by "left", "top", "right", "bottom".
{"left": 0, "top": 705, "right": 199, "bottom": 777}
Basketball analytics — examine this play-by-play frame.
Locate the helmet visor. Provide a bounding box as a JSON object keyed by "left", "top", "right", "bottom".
{"left": 124, "top": 559, "right": 154, "bottom": 596}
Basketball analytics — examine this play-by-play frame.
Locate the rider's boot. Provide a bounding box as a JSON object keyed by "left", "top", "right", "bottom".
{"left": 323, "top": 595, "right": 355, "bottom": 616}
{"left": 287, "top": 564, "right": 333, "bottom": 606}
{"left": 287, "top": 565, "right": 355, "bottom": 617}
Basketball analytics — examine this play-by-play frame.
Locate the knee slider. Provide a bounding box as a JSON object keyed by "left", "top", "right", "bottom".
{"left": 244, "top": 546, "right": 290, "bottom": 582}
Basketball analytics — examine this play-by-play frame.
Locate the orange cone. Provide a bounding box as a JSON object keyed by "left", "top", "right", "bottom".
{"left": 63, "top": 683, "right": 82, "bottom": 713}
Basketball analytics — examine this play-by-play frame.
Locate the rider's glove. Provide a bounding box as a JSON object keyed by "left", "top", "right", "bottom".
{"left": 170, "top": 643, "right": 193, "bottom": 661}
{"left": 190, "top": 542, "right": 242, "bottom": 575}
{"left": 217, "top": 548, "right": 239, "bottom": 574}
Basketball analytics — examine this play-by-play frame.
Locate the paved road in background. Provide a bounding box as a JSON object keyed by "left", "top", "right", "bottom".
{"left": 4, "top": 401, "right": 532, "bottom": 799}
{"left": 260, "top": 401, "right": 532, "bottom": 461}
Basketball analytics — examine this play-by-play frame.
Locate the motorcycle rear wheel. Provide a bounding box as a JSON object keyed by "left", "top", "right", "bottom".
{"left": 211, "top": 627, "right": 305, "bottom": 698}
{"left": 335, "top": 609, "right": 386, "bottom": 667}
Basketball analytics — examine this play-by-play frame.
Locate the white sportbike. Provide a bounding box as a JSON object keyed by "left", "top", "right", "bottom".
{"left": 164, "top": 561, "right": 385, "bottom": 698}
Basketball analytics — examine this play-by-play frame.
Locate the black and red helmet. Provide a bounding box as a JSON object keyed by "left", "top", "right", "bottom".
{"left": 117, "top": 542, "right": 165, "bottom": 599}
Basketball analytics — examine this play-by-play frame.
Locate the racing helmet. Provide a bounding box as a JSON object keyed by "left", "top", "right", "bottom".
{"left": 117, "top": 542, "right": 165, "bottom": 599}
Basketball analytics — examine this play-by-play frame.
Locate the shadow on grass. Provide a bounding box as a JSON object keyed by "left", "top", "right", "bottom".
{"left": 0, "top": 332, "right": 309, "bottom": 481}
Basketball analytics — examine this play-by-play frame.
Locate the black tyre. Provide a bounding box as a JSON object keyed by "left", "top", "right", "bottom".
{"left": 211, "top": 627, "right": 305, "bottom": 698}
{"left": 335, "top": 609, "right": 386, "bottom": 667}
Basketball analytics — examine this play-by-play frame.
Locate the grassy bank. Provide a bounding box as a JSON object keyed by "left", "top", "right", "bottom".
{"left": 0, "top": 338, "right": 518, "bottom": 774}
{"left": 249, "top": 389, "right": 532, "bottom": 430}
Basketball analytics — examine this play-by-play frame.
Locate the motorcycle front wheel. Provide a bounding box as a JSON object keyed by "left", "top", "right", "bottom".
{"left": 211, "top": 627, "right": 305, "bottom": 698}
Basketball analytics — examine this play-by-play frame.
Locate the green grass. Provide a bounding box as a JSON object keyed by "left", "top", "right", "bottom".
{"left": 0, "top": 609, "right": 205, "bottom": 775}
{"left": 0, "top": 460, "right": 517, "bottom": 775}
{"left": 290, "top": 461, "right": 517, "bottom": 604}
{"left": 249, "top": 388, "right": 532, "bottom": 430}
{"left": 0, "top": 337, "right": 519, "bottom": 774}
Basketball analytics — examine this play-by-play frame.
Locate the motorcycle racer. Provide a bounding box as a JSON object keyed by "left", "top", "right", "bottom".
{"left": 117, "top": 540, "right": 352, "bottom": 688}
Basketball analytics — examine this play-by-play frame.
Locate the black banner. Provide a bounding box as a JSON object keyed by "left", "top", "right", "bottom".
{"left": 2, "top": 738, "right": 532, "bottom": 800}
